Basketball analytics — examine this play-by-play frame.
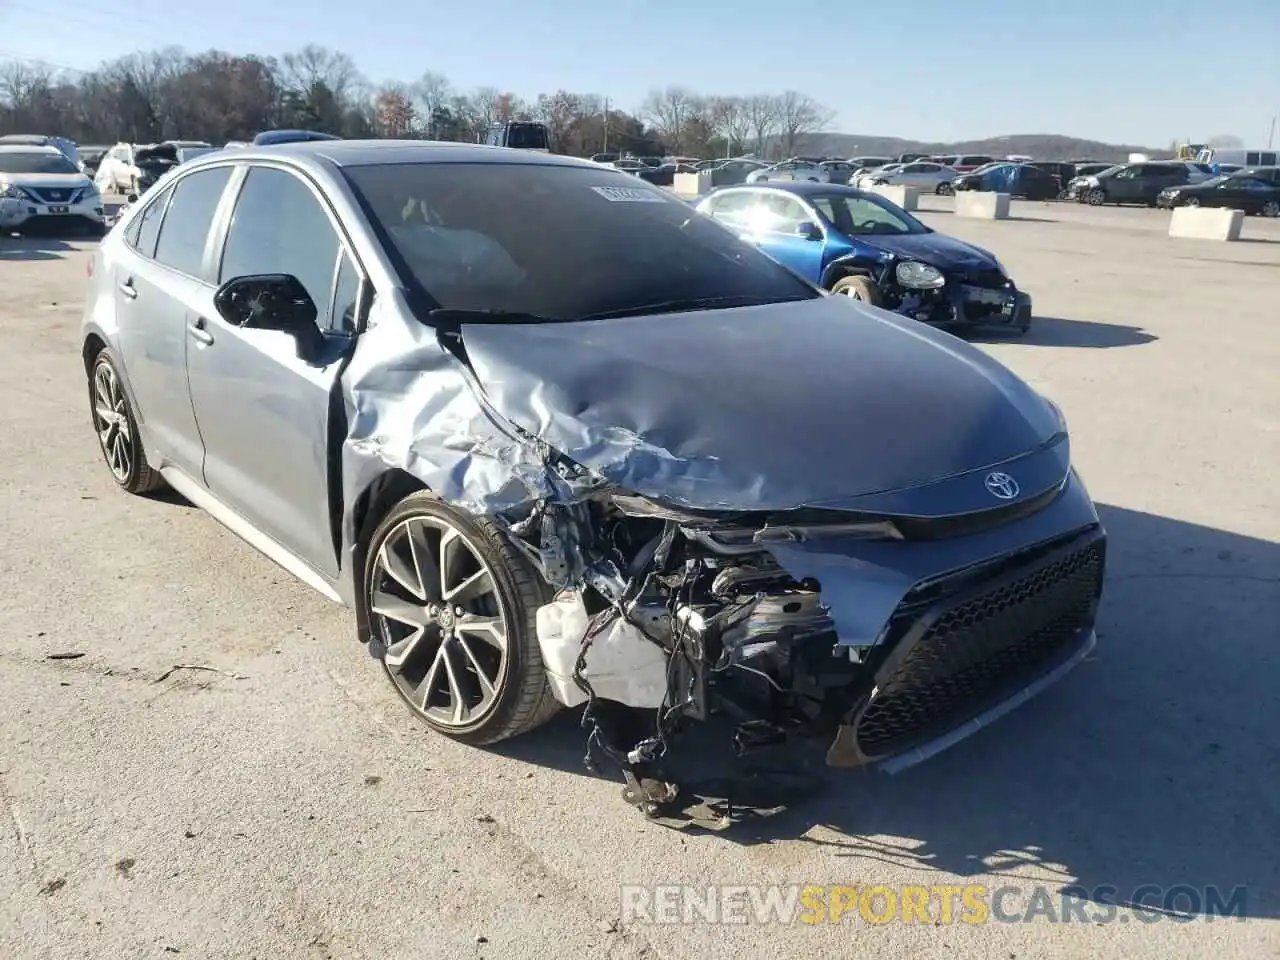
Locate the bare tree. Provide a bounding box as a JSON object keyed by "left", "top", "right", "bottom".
{"left": 744, "top": 93, "right": 780, "bottom": 158}
{"left": 706, "top": 95, "right": 753, "bottom": 158}
{"left": 640, "top": 86, "right": 702, "bottom": 153}
{"left": 775, "top": 90, "right": 834, "bottom": 158}
{"left": 279, "top": 45, "right": 361, "bottom": 104}
{"left": 412, "top": 71, "right": 451, "bottom": 137}
{"left": 535, "top": 90, "right": 580, "bottom": 152}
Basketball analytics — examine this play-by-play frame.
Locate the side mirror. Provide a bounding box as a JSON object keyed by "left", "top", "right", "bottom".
{"left": 795, "top": 221, "right": 822, "bottom": 241}
{"left": 213, "top": 274, "right": 324, "bottom": 361}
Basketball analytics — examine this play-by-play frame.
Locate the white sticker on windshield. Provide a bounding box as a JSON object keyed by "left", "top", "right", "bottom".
{"left": 590, "top": 185, "right": 668, "bottom": 203}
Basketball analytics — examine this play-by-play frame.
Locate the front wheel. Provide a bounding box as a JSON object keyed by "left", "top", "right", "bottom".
{"left": 1262, "top": 199, "right": 1280, "bottom": 218}
{"left": 1184, "top": 197, "right": 1200, "bottom": 208}
{"left": 1087, "top": 188, "right": 1106, "bottom": 206}
{"left": 831, "top": 275, "right": 881, "bottom": 305}
{"left": 936, "top": 181, "right": 954, "bottom": 196}
{"left": 362, "top": 492, "right": 559, "bottom": 746}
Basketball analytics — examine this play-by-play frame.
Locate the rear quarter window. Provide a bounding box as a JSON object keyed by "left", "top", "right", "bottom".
{"left": 124, "top": 185, "right": 174, "bottom": 259}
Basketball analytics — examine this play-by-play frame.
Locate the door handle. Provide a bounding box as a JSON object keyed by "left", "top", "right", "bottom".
{"left": 187, "top": 318, "right": 214, "bottom": 346}
{"left": 118, "top": 280, "right": 138, "bottom": 300}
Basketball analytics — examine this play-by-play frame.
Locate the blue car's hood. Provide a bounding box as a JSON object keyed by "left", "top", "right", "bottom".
{"left": 860, "top": 231, "right": 996, "bottom": 270}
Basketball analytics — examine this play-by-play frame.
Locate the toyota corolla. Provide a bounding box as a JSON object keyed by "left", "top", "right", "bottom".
{"left": 81, "top": 141, "right": 1105, "bottom": 813}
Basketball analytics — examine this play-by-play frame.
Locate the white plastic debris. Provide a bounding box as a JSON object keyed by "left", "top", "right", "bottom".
{"left": 535, "top": 590, "right": 669, "bottom": 709}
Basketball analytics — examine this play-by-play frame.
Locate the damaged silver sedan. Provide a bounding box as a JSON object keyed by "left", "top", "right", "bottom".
{"left": 81, "top": 142, "right": 1105, "bottom": 810}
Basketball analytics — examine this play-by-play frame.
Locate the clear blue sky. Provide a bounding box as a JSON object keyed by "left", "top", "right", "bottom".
{"left": 2, "top": 0, "right": 1277, "bottom": 146}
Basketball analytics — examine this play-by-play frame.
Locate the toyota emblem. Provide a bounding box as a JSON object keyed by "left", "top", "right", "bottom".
{"left": 984, "top": 472, "right": 1019, "bottom": 500}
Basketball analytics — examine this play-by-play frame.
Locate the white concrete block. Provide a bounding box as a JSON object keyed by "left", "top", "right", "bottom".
{"left": 955, "top": 191, "right": 1011, "bottom": 219}
{"left": 1168, "top": 206, "right": 1244, "bottom": 241}
{"left": 673, "top": 171, "right": 714, "bottom": 197}
{"left": 869, "top": 184, "right": 918, "bottom": 211}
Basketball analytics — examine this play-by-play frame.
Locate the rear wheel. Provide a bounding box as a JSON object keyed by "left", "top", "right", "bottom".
{"left": 1263, "top": 200, "right": 1280, "bottom": 218}
{"left": 362, "top": 492, "right": 559, "bottom": 746}
{"left": 936, "top": 181, "right": 954, "bottom": 196}
{"left": 831, "top": 275, "right": 881, "bottom": 305}
{"left": 88, "top": 348, "right": 163, "bottom": 494}
{"left": 1184, "top": 196, "right": 1200, "bottom": 208}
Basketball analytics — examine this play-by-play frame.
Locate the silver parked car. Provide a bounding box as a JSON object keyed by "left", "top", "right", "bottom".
{"left": 82, "top": 142, "right": 1105, "bottom": 807}
{"left": 868, "top": 160, "right": 960, "bottom": 195}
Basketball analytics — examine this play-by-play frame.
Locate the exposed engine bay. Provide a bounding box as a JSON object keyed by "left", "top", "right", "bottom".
{"left": 526, "top": 495, "right": 866, "bottom": 820}
{"left": 504, "top": 468, "right": 1104, "bottom": 824}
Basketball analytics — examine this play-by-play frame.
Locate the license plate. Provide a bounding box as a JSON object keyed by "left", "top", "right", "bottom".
{"left": 48, "top": 205, "right": 69, "bottom": 214}
{"left": 961, "top": 285, "right": 1008, "bottom": 306}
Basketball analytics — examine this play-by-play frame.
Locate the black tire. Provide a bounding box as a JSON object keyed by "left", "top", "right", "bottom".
{"left": 362, "top": 492, "right": 559, "bottom": 746}
{"left": 1184, "top": 197, "right": 1200, "bottom": 208}
{"left": 936, "top": 181, "right": 954, "bottom": 196}
{"left": 1086, "top": 188, "right": 1106, "bottom": 206}
{"left": 88, "top": 347, "right": 164, "bottom": 494}
{"left": 1263, "top": 200, "right": 1280, "bottom": 218}
{"left": 831, "top": 275, "right": 881, "bottom": 305}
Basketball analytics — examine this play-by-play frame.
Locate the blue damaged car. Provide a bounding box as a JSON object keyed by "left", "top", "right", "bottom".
{"left": 695, "top": 181, "right": 1033, "bottom": 334}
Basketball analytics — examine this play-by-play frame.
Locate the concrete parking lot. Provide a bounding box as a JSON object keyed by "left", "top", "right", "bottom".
{"left": 1, "top": 201, "right": 1277, "bottom": 959}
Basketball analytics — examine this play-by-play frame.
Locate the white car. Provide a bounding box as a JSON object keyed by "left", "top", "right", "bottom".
{"left": 0, "top": 145, "right": 106, "bottom": 235}
{"left": 852, "top": 162, "right": 903, "bottom": 187}
{"left": 95, "top": 140, "right": 214, "bottom": 195}
{"left": 746, "top": 159, "right": 830, "bottom": 184}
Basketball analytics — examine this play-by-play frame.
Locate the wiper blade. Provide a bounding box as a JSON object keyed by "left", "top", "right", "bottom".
{"left": 582, "top": 295, "right": 808, "bottom": 321}
{"left": 426, "top": 307, "right": 558, "bottom": 325}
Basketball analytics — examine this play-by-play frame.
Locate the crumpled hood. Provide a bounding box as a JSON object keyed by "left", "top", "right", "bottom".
{"left": 861, "top": 232, "right": 996, "bottom": 270}
{"left": 459, "top": 295, "right": 1060, "bottom": 512}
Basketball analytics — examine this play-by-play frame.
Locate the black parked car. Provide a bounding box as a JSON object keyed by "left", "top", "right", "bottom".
{"left": 1066, "top": 161, "right": 1208, "bottom": 206}
{"left": 1157, "top": 174, "right": 1280, "bottom": 216}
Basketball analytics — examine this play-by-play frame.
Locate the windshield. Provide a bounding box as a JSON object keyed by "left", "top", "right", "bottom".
{"left": 344, "top": 162, "right": 817, "bottom": 321}
{"left": 810, "top": 193, "right": 929, "bottom": 237}
{"left": 0, "top": 151, "right": 80, "bottom": 175}
{"left": 505, "top": 124, "right": 549, "bottom": 149}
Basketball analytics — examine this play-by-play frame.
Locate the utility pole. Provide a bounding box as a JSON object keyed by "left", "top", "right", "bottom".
{"left": 1268, "top": 115, "right": 1276, "bottom": 149}
{"left": 602, "top": 97, "right": 609, "bottom": 155}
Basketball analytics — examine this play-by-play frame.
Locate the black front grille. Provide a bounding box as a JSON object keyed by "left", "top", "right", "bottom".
{"left": 855, "top": 535, "right": 1105, "bottom": 759}
{"left": 29, "top": 187, "right": 76, "bottom": 204}
{"left": 963, "top": 267, "right": 1008, "bottom": 289}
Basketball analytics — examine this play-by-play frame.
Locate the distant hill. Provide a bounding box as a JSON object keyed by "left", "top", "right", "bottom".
{"left": 794, "top": 133, "right": 1166, "bottom": 163}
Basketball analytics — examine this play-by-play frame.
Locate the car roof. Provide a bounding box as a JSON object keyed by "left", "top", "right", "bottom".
{"left": 0, "top": 144, "right": 62, "bottom": 155}
{"left": 715, "top": 181, "right": 880, "bottom": 199}
{"left": 182, "top": 138, "right": 597, "bottom": 170}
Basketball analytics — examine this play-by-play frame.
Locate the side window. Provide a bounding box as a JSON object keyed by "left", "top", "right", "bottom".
{"left": 219, "top": 166, "right": 344, "bottom": 331}
{"left": 754, "top": 194, "right": 808, "bottom": 233}
{"left": 124, "top": 185, "right": 173, "bottom": 259}
{"left": 331, "top": 252, "right": 363, "bottom": 334}
{"left": 153, "top": 167, "right": 233, "bottom": 278}
{"left": 1114, "top": 166, "right": 1138, "bottom": 180}
{"left": 705, "top": 192, "right": 756, "bottom": 225}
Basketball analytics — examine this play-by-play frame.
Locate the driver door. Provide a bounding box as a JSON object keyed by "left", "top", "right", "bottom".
{"left": 184, "top": 164, "right": 364, "bottom": 579}
{"left": 738, "top": 193, "right": 826, "bottom": 283}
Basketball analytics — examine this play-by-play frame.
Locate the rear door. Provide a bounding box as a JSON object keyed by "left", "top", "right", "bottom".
{"left": 112, "top": 167, "right": 233, "bottom": 475}
{"left": 184, "top": 163, "right": 364, "bottom": 578}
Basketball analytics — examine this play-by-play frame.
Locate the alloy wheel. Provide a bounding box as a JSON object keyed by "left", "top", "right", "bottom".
{"left": 1185, "top": 197, "right": 1200, "bottom": 208}
{"left": 1087, "top": 189, "right": 1105, "bottom": 206}
{"left": 369, "top": 515, "right": 510, "bottom": 729}
{"left": 92, "top": 361, "right": 133, "bottom": 483}
{"left": 1263, "top": 200, "right": 1280, "bottom": 218}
